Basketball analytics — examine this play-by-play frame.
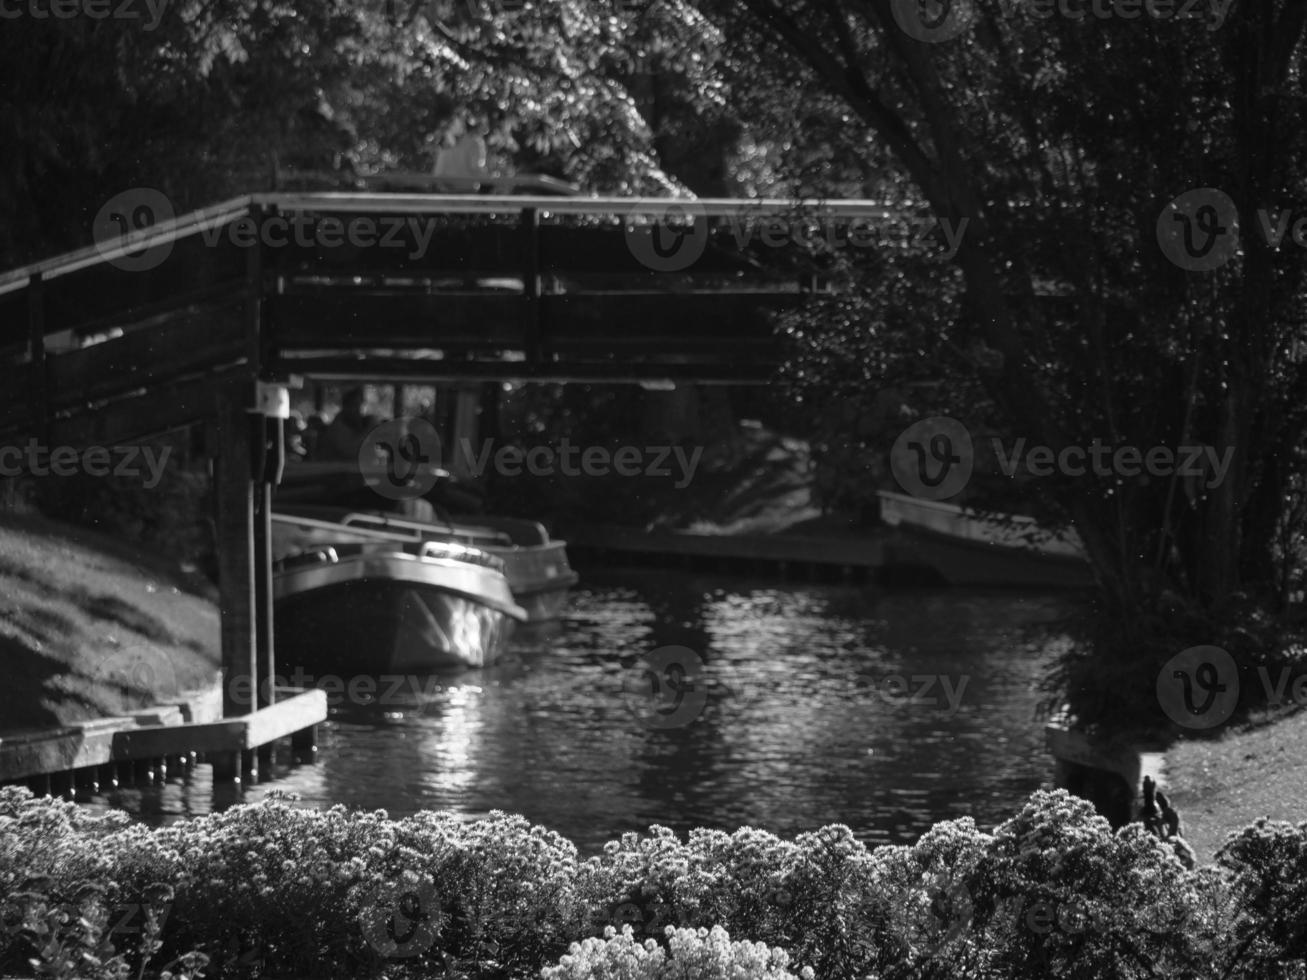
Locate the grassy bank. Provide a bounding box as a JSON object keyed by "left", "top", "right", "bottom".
{"left": 0, "top": 513, "right": 221, "bottom": 734}
{"left": 1164, "top": 704, "right": 1307, "bottom": 865}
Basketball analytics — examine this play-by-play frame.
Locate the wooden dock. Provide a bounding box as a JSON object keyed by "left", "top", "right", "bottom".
{"left": 562, "top": 521, "right": 1094, "bottom": 589}
{"left": 562, "top": 523, "right": 888, "bottom": 583}
{"left": 1045, "top": 721, "right": 1167, "bottom": 828}
{"left": 0, "top": 687, "right": 327, "bottom": 791}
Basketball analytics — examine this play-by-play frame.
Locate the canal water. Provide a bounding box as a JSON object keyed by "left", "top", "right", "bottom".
{"left": 88, "top": 569, "right": 1077, "bottom": 854}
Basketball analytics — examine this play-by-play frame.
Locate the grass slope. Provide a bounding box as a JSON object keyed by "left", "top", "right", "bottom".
{"left": 0, "top": 512, "right": 221, "bottom": 734}
{"left": 1165, "top": 704, "right": 1307, "bottom": 863}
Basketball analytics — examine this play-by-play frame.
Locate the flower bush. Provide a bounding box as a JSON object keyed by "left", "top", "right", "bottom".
{"left": 541, "top": 924, "right": 813, "bottom": 980}
{"left": 1, "top": 785, "right": 1305, "bottom": 979}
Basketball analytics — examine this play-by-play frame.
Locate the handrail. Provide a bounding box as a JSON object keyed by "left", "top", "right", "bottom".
{"left": 271, "top": 511, "right": 423, "bottom": 544}
{"left": 248, "top": 192, "right": 911, "bottom": 219}
{"left": 0, "top": 191, "right": 914, "bottom": 297}
{"left": 0, "top": 196, "right": 257, "bottom": 296}
{"left": 339, "top": 511, "right": 514, "bottom": 547}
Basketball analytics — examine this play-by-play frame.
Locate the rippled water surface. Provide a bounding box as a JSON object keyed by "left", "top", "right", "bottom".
{"left": 92, "top": 568, "right": 1077, "bottom": 853}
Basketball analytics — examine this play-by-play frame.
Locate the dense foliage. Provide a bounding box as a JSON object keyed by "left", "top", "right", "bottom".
{"left": 2, "top": 786, "right": 1305, "bottom": 979}
{"left": 6, "top": 0, "right": 1307, "bottom": 727}
{"left": 682, "top": 0, "right": 1307, "bottom": 730}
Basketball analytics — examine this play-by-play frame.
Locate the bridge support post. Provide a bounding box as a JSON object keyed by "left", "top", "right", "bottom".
{"left": 211, "top": 382, "right": 258, "bottom": 783}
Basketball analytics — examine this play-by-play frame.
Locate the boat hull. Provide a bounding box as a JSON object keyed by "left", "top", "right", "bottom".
{"left": 876, "top": 490, "right": 1093, "bottom": 589}
{"left": 275, "top": 505, "right": 579, "bottom": 622}
{"left": 273, "top": 552, "right": 525, "bottom": 673}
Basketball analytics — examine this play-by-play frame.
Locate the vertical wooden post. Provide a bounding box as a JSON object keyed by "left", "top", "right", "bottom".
{"left": 27, "top": 271, "right": 47, "bottom": 442}
{"left": 214, "top": 381, "right": 258, "bottom": 711}
{"left": 252, "top": 382, "right": 288, "bottom": 712}
{"left": 521, "top": 207, "right": 541, "bottom": 364}
{"left": 291, "top": 725, "right": 317, "bottom": 760}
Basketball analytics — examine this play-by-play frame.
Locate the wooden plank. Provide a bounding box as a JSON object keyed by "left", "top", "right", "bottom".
{"left": 46, "top": 307, "right": 246, "bottom": 407}
{"left": 0, "top": 196, "right": 256, "bottom": 296}
{"left": 262, "top": 221, "right": 523, "bottom": 276}
{"left": 0, "top": 289, "right": 30, "bottom": 348}
{"left": 0, "top": 359, "right": 32, "bottom": 429}
{"left": 248, "top": 191, "right": 908, "bottom": 220}
{"left": 41, "top": 369, "right": 236, "bottom": 447}
{"left": 40, "top": 234, "right": 247, "bottom": 337}
{"left": 242, "top": 689, "right": 326, "bottom": 747}
{"left": 565, "top": 523, "right": 889, "bottom": 567}
{"left": 543, "top": 292, "right": 802, "bottom": 349}
{"left": 268, "top": 292, "right": 522, "bottom": 347}
{"left": 26, "top": 274, "right": 46, "bottom": 442}
{"left": 0, "top": 718, "right": 135, "bottom": 781}
{"left": 521, "top": 208, "right": 542, "bottom": 361}
{"left": 269, "top": 355, "right": 777, "bottom": 385}
{"left": 112, "top": 689, "right": 327, "bottom": 757}
{"left": 269, "top": 291, "right": 797, "bottom": 352}
{"left": 539, "top": 225, "right": 769, "bottom": 277}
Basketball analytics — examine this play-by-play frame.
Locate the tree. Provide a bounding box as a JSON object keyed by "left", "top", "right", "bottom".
{"left": 679, "top": 0, "right": 1307, "bottom": 728}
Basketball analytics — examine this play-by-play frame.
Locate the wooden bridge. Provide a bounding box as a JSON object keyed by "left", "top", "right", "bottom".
{"left": 0, "top": 190, "right": 900, "bottom": 788}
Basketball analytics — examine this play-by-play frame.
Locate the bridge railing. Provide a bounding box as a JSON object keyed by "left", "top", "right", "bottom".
{"left": 0, "top": 192, "right": 918, "bottom": 442}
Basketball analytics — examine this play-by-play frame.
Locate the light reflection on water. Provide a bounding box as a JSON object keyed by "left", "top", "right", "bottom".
{"left": 87, "top": 569, "right": 1076, "bottom": 854}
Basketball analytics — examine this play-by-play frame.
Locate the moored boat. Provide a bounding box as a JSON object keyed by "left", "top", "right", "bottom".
{"left": 276, "top": 503, "right": 579, "bottom": 623}
{"left": 272, "top": 536, "right": 527, "bottom": 673}
{"left": 876, "top": 489, "right": 1093, "bottom": 588}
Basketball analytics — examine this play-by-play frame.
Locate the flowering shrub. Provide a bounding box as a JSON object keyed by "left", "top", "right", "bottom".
{"left": 541, "top": 924, "right": 813, "bottom": 980}
{"left": 1, "top": 785, "right": 1306, "bottom": 979}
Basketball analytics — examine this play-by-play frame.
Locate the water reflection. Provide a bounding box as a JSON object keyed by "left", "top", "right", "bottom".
{"left": 85, "top": 569, "right": 1077, "bottom": 854}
